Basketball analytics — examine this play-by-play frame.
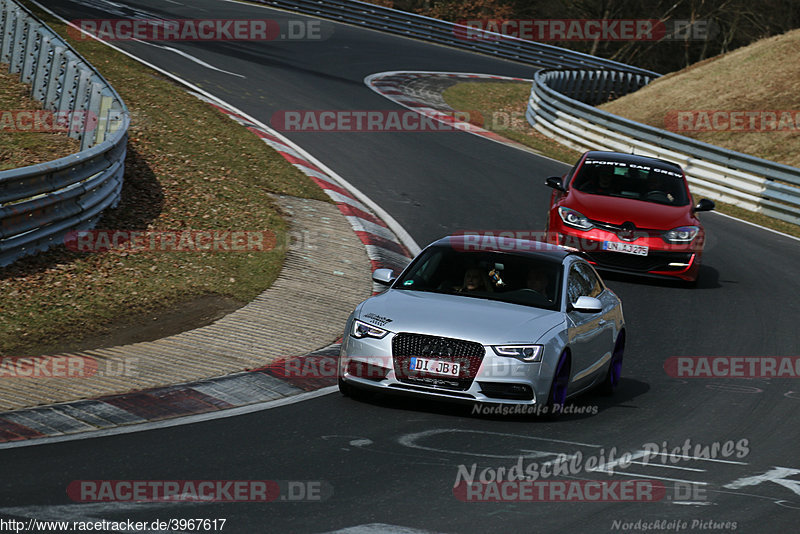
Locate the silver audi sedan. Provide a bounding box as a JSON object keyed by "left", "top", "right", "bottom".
{"left": 338, "top": 236, "right": 626, "bottom": 415}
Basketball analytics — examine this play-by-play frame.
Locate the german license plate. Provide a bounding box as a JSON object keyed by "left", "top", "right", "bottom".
{"left": 409, "top": 357, "right": 460, "bottom": 377}
{"left": 603, "top": 241, "right": 648, "bottom": 256}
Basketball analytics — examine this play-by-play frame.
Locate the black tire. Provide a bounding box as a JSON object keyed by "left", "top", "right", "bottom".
{"left": 338, "top": 376, "right": 353, "bottom": 397}
{"left": 544, "top": 351, "right": 570, "bottom": 419}
{"left": 339, "top": 376, "right": 370, "bottom": 400}
{"left": 599, "top": 332, "right": 625, "bottom": 396}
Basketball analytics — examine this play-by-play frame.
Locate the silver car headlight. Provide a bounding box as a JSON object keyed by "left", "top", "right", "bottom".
{"left": 558, "top": 207, "right": 593, "bottom": 231}
{"left": 491, "top": 344, "right": 544, "bottom": 362}
{"left": 662, "top": 225, "right": 699, "bottom": 243}
{"left": 351, "top": 319, "right": 389, "bottom": 339}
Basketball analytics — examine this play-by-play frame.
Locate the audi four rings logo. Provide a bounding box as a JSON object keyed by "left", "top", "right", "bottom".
{"left": 420, "top": 338, "right": 454, "bottom": 358}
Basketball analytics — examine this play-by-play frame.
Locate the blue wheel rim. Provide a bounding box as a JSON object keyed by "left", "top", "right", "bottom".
{"left": 609, "top": 338, "right": 624, "bottom": 388}
{"left": 551, "top": 355, "right": 569, "bottom": 407}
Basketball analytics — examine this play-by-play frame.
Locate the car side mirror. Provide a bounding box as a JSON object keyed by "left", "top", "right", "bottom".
{"left": 694, "top": 198, "right": 715, "bottom": 212}
{"left": 545, "top": 176, "right": 567, "bottom": 192}
{"left": 372, "top": 268, "right": 396, "bottom": 286}
{"left": 570, "top": 296, "right": 603, "bottom": 313}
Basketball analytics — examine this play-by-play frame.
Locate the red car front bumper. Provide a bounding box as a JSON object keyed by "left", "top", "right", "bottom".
{"left": 548, "top": 229, "right": 702, "bottom": 282}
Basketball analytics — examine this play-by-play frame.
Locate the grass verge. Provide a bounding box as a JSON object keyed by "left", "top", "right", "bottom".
{"left": 441, "top": 81, "right": 582, "bottom": 163}
{"left": 600, "top": 29, "right": 800, "bottom": 169}
{"left": 0, "top": 3, "right": 329, "bottom": 355}
{"left": 441, "top": 81, "right": 800, "bottom": 240}
{"left": 0, "top": 68, "right": 80, "bottom": 170}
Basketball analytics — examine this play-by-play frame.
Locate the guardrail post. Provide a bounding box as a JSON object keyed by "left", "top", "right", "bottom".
{"left": 30, "top": 33, "right": 51, "bottom": 100}
{"left": 43, "top": 45, "right": 65, "bottom": 108}
{"left": 1, "top": 3, "right": 15, "bottom": 63}
{"left": 0, "top": 0, "right": 130, "bottom": 266}
{"left": 527, "top": 68, "right": 800, "bottom": 226}
{"left": 20, "top": 19, "right": 37, "bottom": 82}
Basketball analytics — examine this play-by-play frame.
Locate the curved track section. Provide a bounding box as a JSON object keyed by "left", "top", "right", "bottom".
{"left": 365, "top": 71, "right": 539, "bottom": 151}
{"left": 6, "top": 0, "right": 800, "bottom": 532}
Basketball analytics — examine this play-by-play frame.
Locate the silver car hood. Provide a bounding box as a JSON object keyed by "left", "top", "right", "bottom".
{"left": 357, "top": 289, "right": 564, "bottom": 344}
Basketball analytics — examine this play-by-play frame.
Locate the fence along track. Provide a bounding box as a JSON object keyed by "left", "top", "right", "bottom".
{"left": 0, "top": 0, "right": 128, "bottom": 266}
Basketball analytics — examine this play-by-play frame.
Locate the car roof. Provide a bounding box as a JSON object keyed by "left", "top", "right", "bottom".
{"left": 583, "top": 150, "right": 684, "bottom": 173}
{"left": 430, "top": 235, "right": 574, "bottom": 265}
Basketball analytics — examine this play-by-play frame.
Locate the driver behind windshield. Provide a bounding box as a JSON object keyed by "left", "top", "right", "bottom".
{"left": 526, "top": 268, "right": 553, "bottom": 302}
{"left": 576, "top": 167, "right": 615, "bottom": 195}
{"left": 644, "top": 173, "right": 676, "bottom": 204}
{"left": 456, "top": 267, "right": 492, "bottom": 293}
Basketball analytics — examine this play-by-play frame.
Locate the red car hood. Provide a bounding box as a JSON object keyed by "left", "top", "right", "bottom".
{"left": 568, "top": 191, "right": 694, "bottom": 230}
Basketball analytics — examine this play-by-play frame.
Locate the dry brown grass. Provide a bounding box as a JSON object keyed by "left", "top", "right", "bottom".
{"left": 0, "top": 68, "right": 80, "bottom": 170}
{"left": 0, "top": 3, "right": 328, "bottom": 355}
{"left": 600, "top": 29, "right": 800, "bottom": 167}
{"left": 442, "top": 81, "right": 582, "bottom": 163}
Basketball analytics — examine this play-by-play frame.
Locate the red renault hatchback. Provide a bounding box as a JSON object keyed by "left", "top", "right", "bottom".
{"left": 544, "top": 151, "right": 715, "bottom": 282}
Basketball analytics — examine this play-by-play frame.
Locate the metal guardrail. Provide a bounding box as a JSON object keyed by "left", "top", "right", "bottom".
{"left": 260, "top": 0, "right": 658, "bottom": 76}
{"left": 266, "top": 0, "right": 800, "bottom": 226}
{"left": 527, "top": 69, "right": 800, "bottom": 225}
{"left": 0, "top": 0, "right": 128, "bottom": 267}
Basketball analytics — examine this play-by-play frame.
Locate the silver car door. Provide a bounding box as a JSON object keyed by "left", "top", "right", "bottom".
{"left": 579, "top": 263, "right": 617, "bottom": 370}
{"left": 565, "top": 262, "right": 606, "bottom": 390}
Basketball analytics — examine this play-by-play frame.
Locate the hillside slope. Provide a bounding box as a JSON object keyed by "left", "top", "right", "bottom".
{"left": 600, "top": 28, "right": 800, "bottom": 168}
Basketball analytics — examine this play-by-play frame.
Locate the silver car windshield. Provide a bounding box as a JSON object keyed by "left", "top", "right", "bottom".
{"left": 572, "top": 159, "right": 689, "bottom": 206}
{"left": 393, "top": 246, "right": 563, "bottom": 311}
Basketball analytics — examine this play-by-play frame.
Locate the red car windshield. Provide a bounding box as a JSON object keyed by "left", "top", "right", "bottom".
{"left": 571, "top": 158, "right": 690, "bottom": 206}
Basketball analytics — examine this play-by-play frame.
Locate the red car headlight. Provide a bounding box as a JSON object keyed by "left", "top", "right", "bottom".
{"left": 558, "top": 207, "right": 593, "bottom": 231}
{"left": 662, "top": 226, "right": 699, "bottom": 243}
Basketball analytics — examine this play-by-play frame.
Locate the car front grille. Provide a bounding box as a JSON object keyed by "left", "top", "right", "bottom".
{"left": 584, "top": 250, "right": 694, "bottom": 272}
{"left": 590, "top": 220, "right": 658, "bottom": 236}
{"left": 392, "top": 333, "right": 485, "bottom": 390}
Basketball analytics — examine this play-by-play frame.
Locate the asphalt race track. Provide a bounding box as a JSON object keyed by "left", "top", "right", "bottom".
{"left": 4, "top": 0, "right": 800, "bottom": 532}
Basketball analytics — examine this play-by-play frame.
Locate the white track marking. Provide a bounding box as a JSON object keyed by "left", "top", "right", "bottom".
{"left": 638, "top": 451, "right": 749, "bottom": 465}
{"left": 130, "top": 38, "right": 245, "bottom": 78}
{"left": 33, "top": 0, "right": 421, "bottom": 256}
{"left": 710, "top": 210, "right": 800, "bottom": 243}
{"left": 398, "top": 428, "right": 601, "bottom": 459}
{"left": 604, "top": 471, "right": 709, "bottom": 486}
{"left": 724, "top": 467, "right": 800, "bottom": 497}
{"left": 19, "top": 0, "right": 421, "bottom": 446}
{"left": 626, "top": 461, "right": 706, "bottom": 472}
{"left": 587, "top": 450, "right": 648, "bottom": 473}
